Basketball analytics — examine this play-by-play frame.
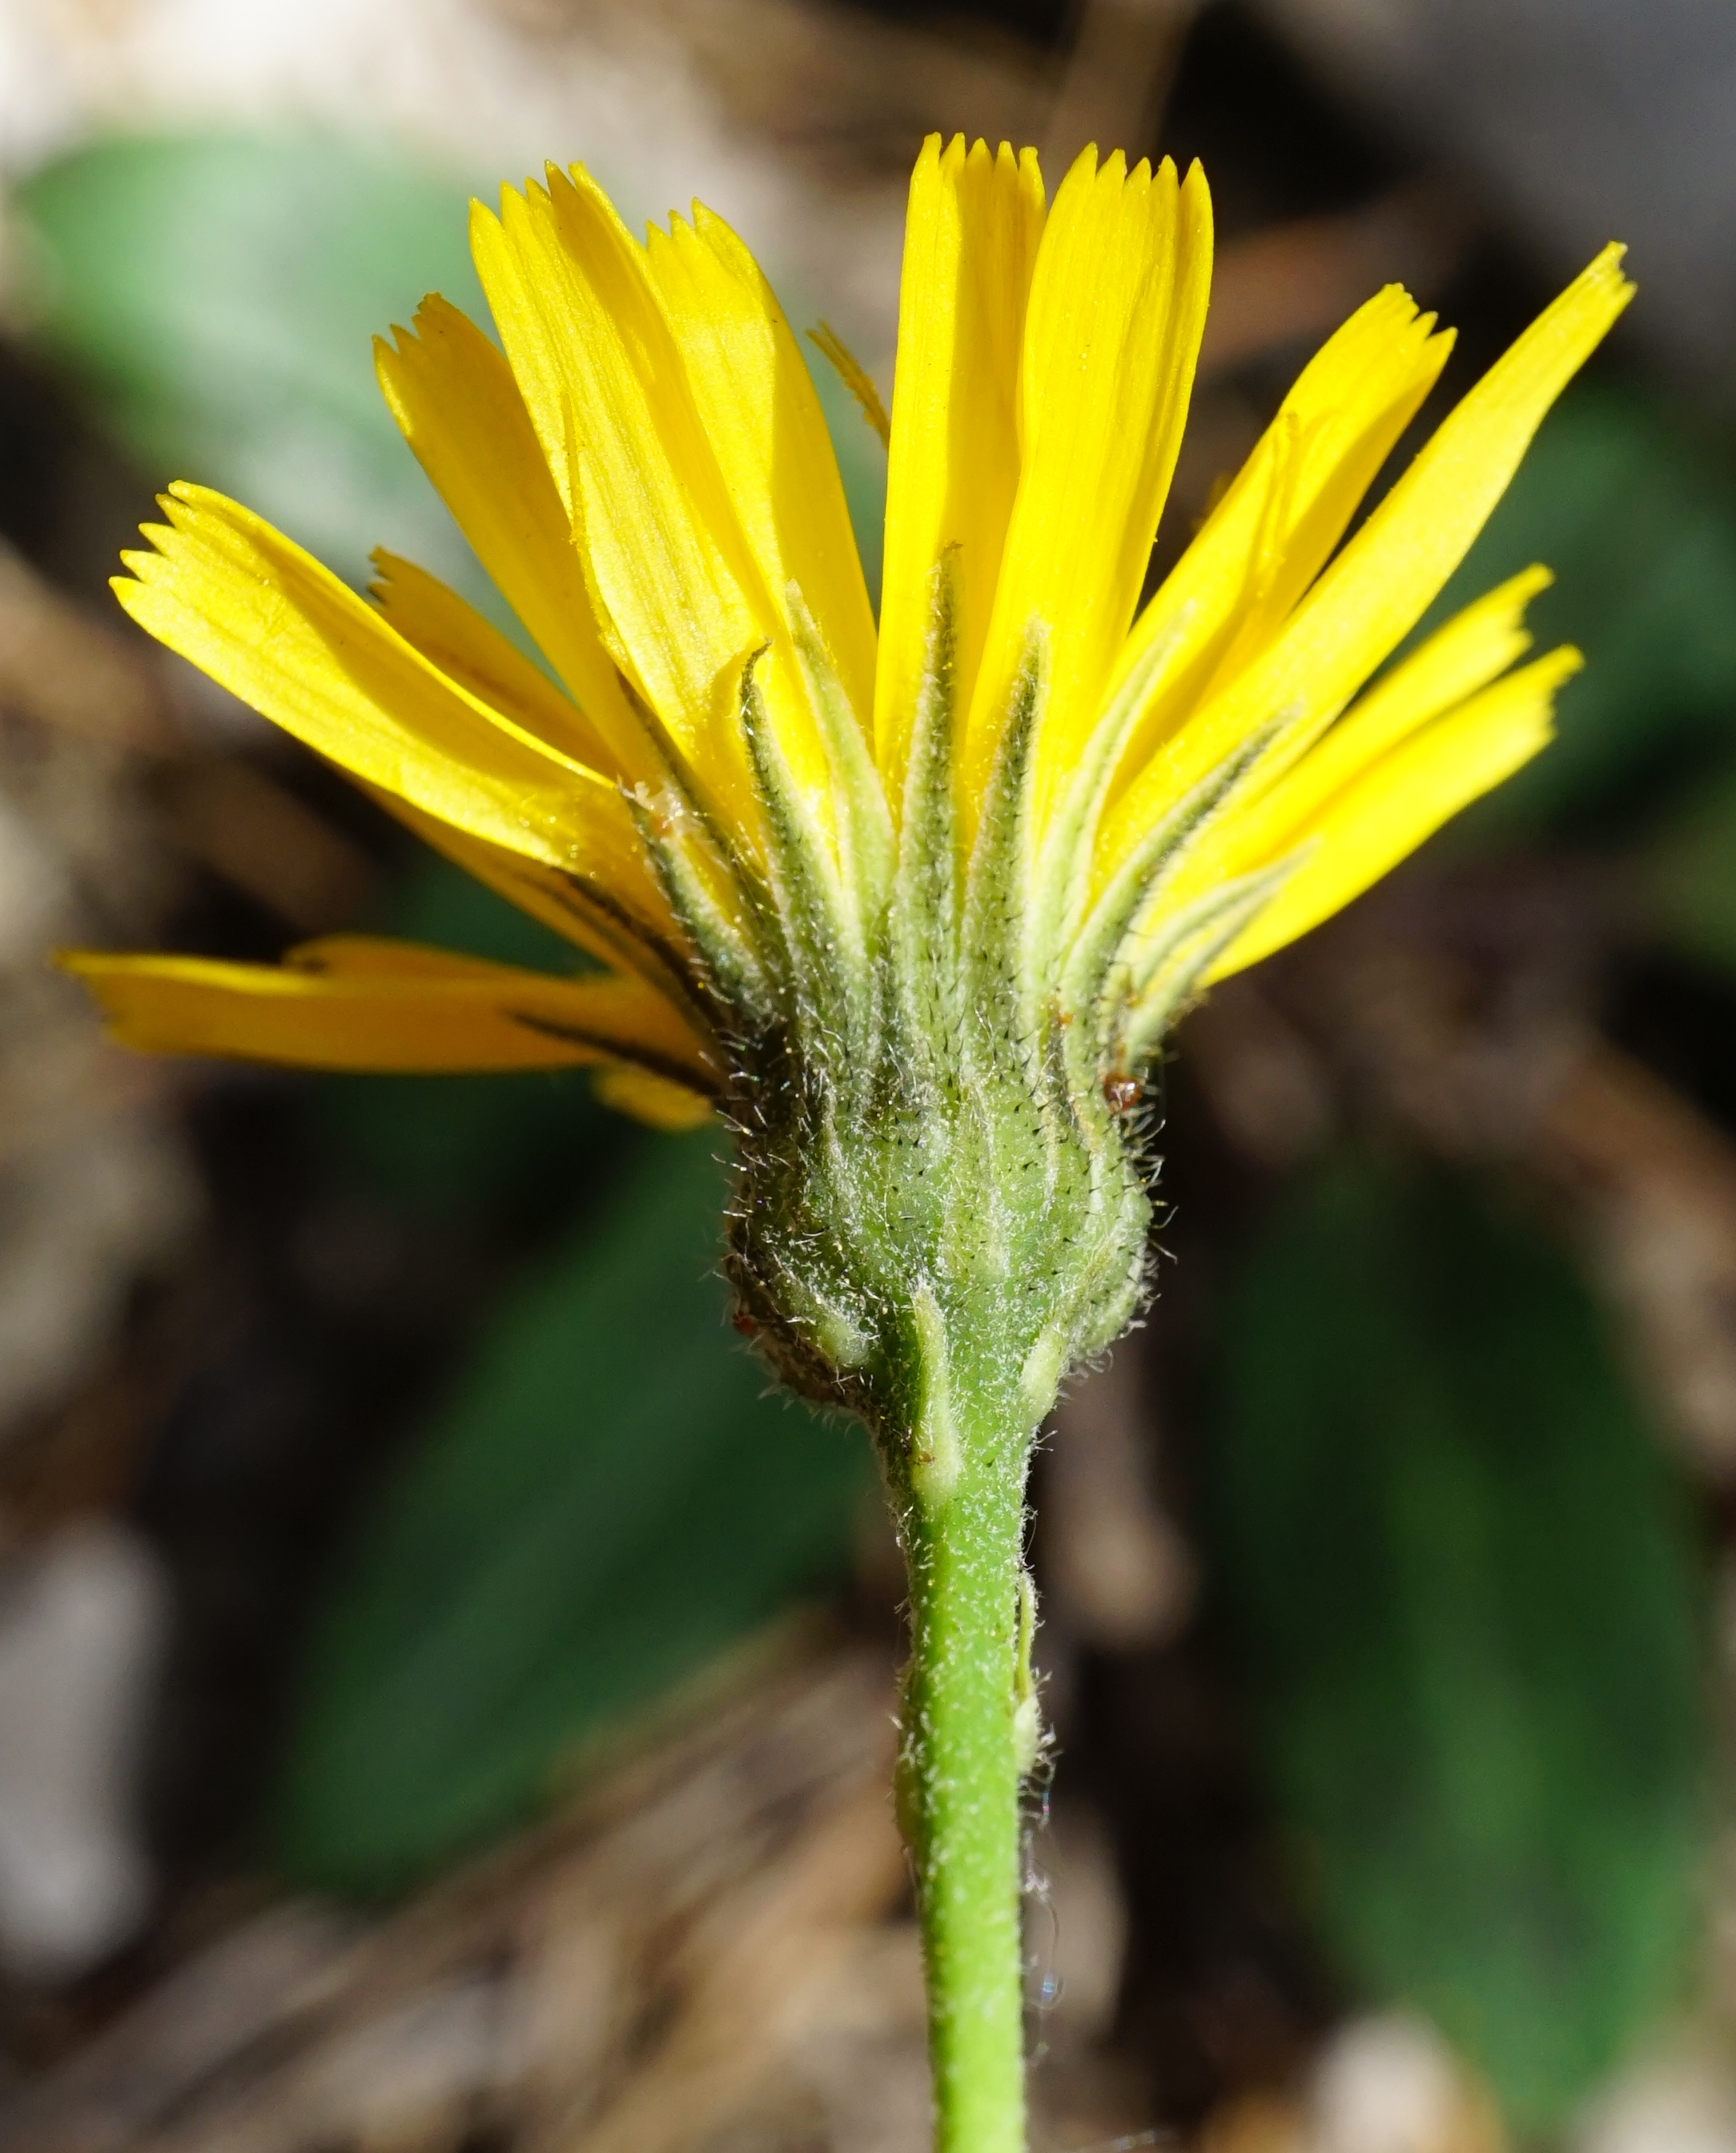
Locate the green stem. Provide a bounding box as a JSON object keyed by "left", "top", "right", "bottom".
{"left": 897, "top": 1375, "right": 1034, "bottom": 2153}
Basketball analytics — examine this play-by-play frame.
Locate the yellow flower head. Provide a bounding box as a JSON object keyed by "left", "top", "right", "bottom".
{"left": 66, "top": 138, "right": 1628, "bottom": 1145}
{"left": 66, "top": 136, "right": 1629, "bottom": 1397}
{"left": 55, "top": 143, "right": 1631, "bottom": 2122}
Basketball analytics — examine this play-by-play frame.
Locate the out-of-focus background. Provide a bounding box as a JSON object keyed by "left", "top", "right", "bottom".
{"left": 0, "top": 2, "right": 1734, "bottom": 2147}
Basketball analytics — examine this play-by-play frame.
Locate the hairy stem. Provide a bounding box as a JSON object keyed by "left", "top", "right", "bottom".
{"left": 893, "top": 1344, "right": 1035, "bottom": 2153}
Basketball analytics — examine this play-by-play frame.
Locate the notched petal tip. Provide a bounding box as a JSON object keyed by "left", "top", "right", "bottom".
{"left": 1179, "top": 156, "right": 1213, "bottom": 235}
{"left": 1015, "top": 146, "right": 1045, "bottom": 214}
{"left": 468, "top": 191, "right": 504, "bottom": 250}
{"left": 1553, "top": 239, "right": 1637, "bottom": 329}
{"left": 374, "top": 291, "right": 448, "bottom": 370}
{"left": 1056, "top": 141, "right": 1101, "bottom": 194}
{"left": 53, "top": 948, "right": 177, "bottom": 1052}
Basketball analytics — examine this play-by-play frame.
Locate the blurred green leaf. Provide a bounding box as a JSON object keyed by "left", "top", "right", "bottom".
{"left": 1210, "top": 1158, "right": 1706, "bottom": 2127}
{"left": 16, "top": 129, "right": 888, "bottom": 606}
{"left": 1421, "top": 386, "right": 1736, "bottom": 841}
{"left": 316, "top": 1059, "right": 621, "bottom": 1218}
{"left": 18, "top": 132, "right": 484, "bottom": 588}
{"left": 276, "top": 1132, "right": 875, "bottom": 1892}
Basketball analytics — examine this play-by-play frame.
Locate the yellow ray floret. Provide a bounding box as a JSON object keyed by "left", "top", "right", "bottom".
{"left": 1163, "top": 562, "right": 1557, "bottom": 907}
{"left": 965, "top": 146, "right": 1212, "bottom": 839}
{"left": 373, "top": 296, "right": 646, "bottom": 778}
{"left": 69, "top": 131, "right": 1632, "bottom": 1125}
{"left": 643, "top": 203, "right": 878, "bottom": 730}
{"left": 1100, "top": 242, "right": 1631, "bottom": 885}
{"left": 62, "top": 938, "right": 715, "bottom": 1100}
{"left": 876, "top": 135, "right": 1044, "bottom": 803}
{"left": 368, "top": 550, "right": 613, "bottom": 772}
{"left": 1097, "top": 283, "right": 1456, "bottom": 798}
{"left": 1205, "top": 647, "right": 1581, "bottom": 982}
{"left": 474, "top": 171, "right": 834, "bottom": 855}
{"left": 115, "top": 489, "right": 657, "bottom": 900}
